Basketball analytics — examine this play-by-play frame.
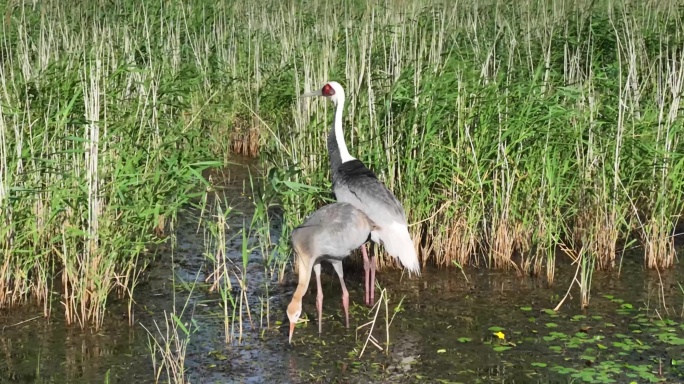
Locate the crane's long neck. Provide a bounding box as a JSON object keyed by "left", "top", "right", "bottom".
{"left": 293, "top": 250, "right": 314, "bottom": 302}
{"left": 327, "top": 127, "right": 342, "bottom": 178}
{"left": 333, "top": 98, "right": 355, "bottom": 163}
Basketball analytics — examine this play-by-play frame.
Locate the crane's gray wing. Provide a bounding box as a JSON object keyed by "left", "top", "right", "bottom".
{"left": 333, "top": 160, "right": 407, "bottom": 226}
{"left": 295, "top": 203, "right": 355, "bottom": 229}
{"left": 293, "top": 202, "right": 374, "bottom": 259}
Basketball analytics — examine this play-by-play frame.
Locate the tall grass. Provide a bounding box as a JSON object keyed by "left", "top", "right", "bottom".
{"left": 0, "top": 1, "right": 239, "bottom": 328}
{"left": 253, "top": 0, "right": 684, "bottom": 284}
{"left": 3, "top": 0, "right": 683, "bottom": 327}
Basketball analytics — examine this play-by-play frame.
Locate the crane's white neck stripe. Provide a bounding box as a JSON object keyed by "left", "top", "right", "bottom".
{"left": 334, "top": 99, "right": 355, "bottom": 163}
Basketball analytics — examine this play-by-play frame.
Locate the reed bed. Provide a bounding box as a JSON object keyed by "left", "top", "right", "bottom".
{"left": 2, "top": 0, "right": 683, "bottom": 328}
{"left": 0, "top": 0, "right": 233, "bottom": 327}
{"left": 254, "top": 0, "right": 684, "bottom": 284}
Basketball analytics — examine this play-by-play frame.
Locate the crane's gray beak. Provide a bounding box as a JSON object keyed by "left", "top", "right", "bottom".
{"left": 300, "top": 89, "right": 322, "bottom": 98}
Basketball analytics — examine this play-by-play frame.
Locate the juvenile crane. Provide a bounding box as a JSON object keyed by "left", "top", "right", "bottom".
{"left": 287, "top": 202, "right": 377, "bottom": 344}
{"left": 301, "top": 81, "right": 420, "bottom": 306}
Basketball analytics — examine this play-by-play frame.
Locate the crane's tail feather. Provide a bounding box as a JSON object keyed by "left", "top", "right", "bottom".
{"left": 378, "top": 222, "right": 421, "bottom": 276}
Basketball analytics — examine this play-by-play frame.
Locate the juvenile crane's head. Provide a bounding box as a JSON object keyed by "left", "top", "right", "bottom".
{"left": 286, "top": 298, "right": 302, "bottom": 344}
{"left": 301, "top": 81, "right": 346, "bottom": 106}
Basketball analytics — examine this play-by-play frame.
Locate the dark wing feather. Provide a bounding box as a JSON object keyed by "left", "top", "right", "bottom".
{"left": 333, "top": 160, "right": 407, "bottom": 226}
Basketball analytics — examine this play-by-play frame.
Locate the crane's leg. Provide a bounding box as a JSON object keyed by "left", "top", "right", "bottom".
{"left": 331, "top": 261, "right": 349, "bottom": 328}
{"left": 361, "top": 244, "right": 370, "bottom": 306}
{"left": 369, "top": 254, "right": 376, "bottom": 306}
{"left": 313, "top": 263, "right": 323, "bottom": 334}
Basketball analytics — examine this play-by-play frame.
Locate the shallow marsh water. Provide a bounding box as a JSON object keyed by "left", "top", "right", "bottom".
{"left": 1, "top": 158, "right": 683, "bottom": 384}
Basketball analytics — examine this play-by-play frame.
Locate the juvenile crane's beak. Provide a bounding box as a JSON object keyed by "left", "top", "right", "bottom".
{"left": 300, "top": 89, "right": 322, "bottom": 98}
{"left": 288, "top": 321, "right": 296, "bottom": 344}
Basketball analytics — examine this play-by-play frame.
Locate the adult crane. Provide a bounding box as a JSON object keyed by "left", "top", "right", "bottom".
{"left": 301, "top": 81, "right": 421, "bottom": 306}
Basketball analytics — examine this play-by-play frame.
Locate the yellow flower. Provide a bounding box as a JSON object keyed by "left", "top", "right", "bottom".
{"left": 494, "top": 331, "right": 505, "bottom": 340}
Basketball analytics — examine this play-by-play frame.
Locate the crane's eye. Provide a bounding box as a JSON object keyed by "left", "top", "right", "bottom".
{"left": 322, "top": 84, "right": 335, "bottom": 96}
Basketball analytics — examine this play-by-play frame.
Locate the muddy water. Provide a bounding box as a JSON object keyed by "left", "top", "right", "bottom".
{"left": 1, "top": 157, "right": 683, "bottom": 384}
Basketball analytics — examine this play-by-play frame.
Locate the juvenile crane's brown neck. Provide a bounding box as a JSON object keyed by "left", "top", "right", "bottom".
{"left": 293, "top": 252, "right": 313, "bottom": 301}
{"left": 288, "top": 249, "right": 314, "bottom": 343}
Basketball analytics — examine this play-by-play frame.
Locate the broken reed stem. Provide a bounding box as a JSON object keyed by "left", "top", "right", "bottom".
{"left": 553, "top": 242, "right": 582, "bottom": 312}
{"left": 356, "top": 285, "right": 397, "bottom": 358}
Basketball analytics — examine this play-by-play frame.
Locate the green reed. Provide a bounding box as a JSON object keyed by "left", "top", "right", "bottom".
{"left": 0, "top": 1, "right": 227, "bottom": 327}
{"left": 252, "top": 0, "right": 684, "bottom": 286}
{"left": 3, "top": 0, "right": 683, "bottom": 326}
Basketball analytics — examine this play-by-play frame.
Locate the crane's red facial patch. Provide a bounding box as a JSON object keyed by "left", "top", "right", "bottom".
{"left": 322, "top": 84, "right": 335, "bottom": 96}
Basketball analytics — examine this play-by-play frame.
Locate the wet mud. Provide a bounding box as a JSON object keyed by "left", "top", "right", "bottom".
{"left": 1, "top": 156, "right": 683, "bottom": 384}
